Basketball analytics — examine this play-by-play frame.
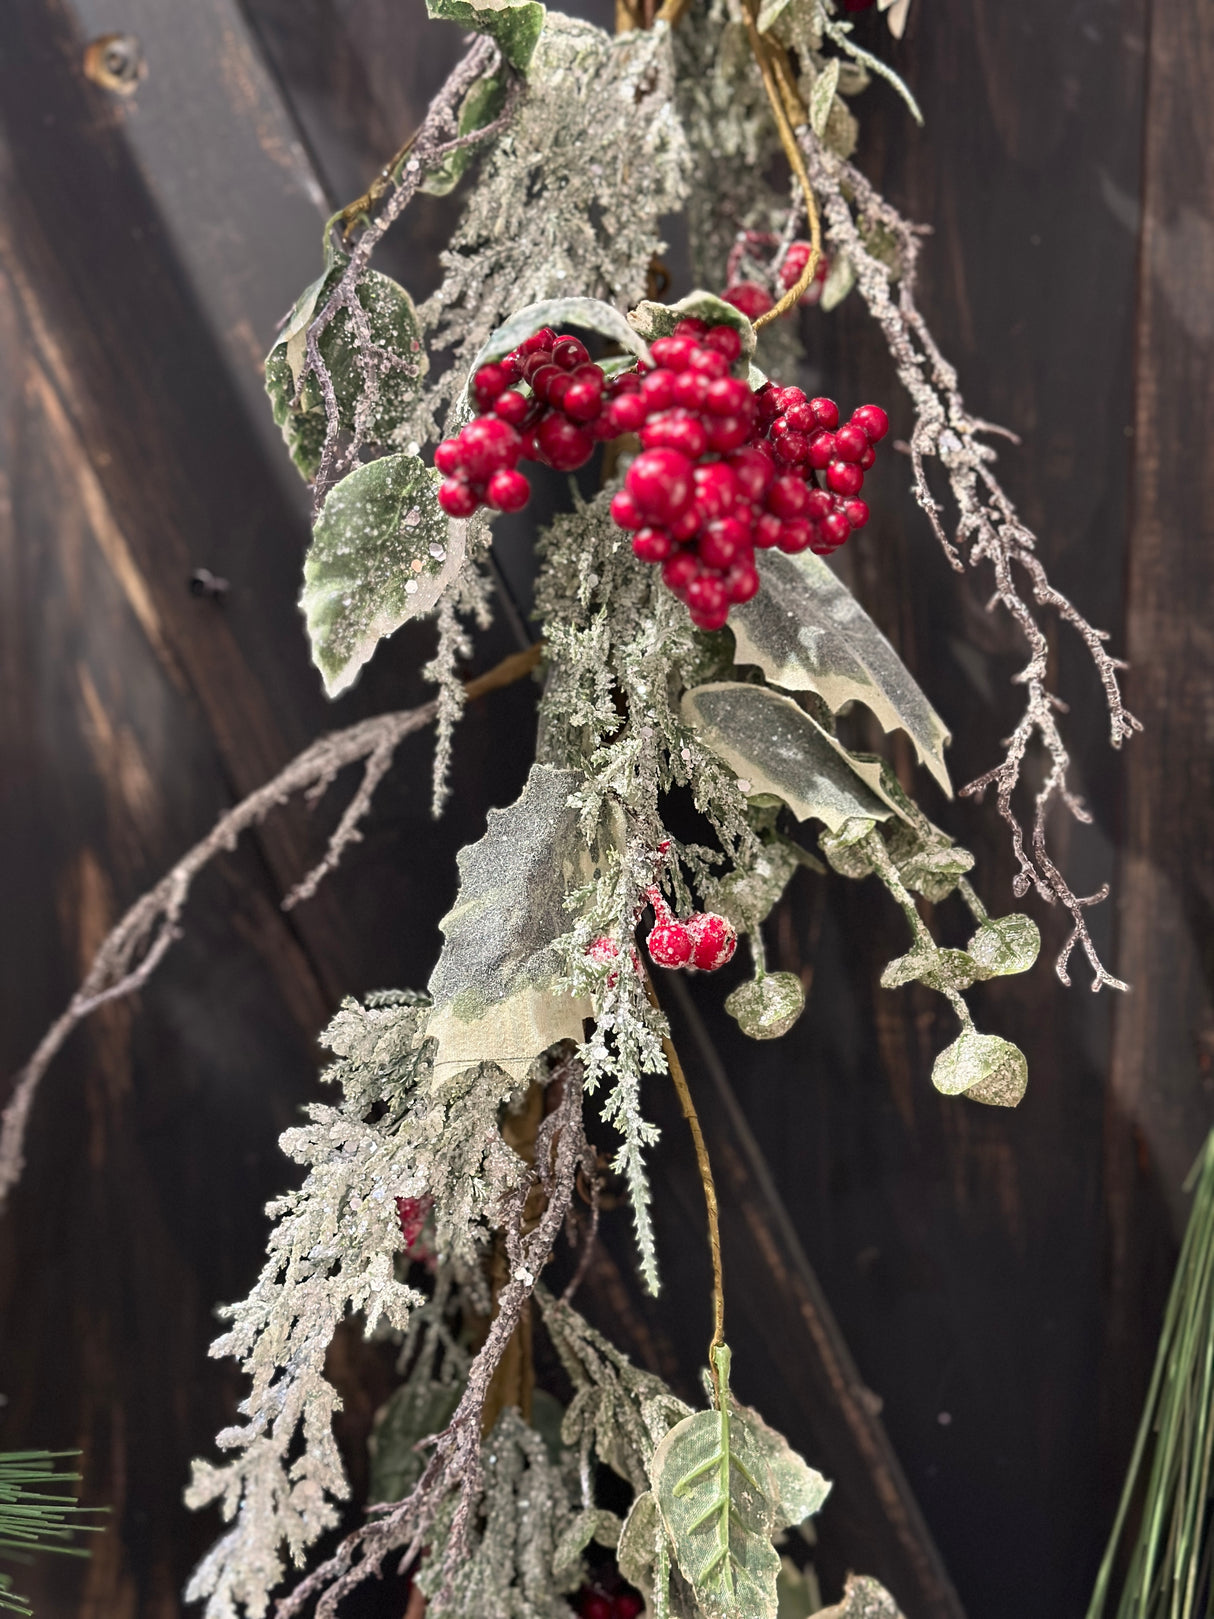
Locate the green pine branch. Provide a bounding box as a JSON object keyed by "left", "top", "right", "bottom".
{"left": 0, "top": 1452, "right": 104, "bottom": 1617}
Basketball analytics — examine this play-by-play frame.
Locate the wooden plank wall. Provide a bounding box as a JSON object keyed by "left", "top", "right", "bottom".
{"left": 1, "top": 1, "right": 1211, "bottom": 1616}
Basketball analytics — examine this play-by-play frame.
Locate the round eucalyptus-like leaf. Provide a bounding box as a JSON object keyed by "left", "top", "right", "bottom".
{"left": 931, "top": 1031, "right": 1028, "bottom": 1108}
{"left": 425, "top": 0, "right": 546, "bottom": 70}
{"left": 880, "top": 946, "right": 977, "bottom": 994}
{"left": 302, "top": 453, "right": 464, "bottom": 697}
{"left": 967, "top": 913, "right": 1041, "bottom": 980}
{"left": 725, "top": 973, "right": 805, "bottom": 1041}
{"left": 266, "top": 267, "right": 426, "bottom": 483}
{"left": 818, "top": 817, "right": 879, "bottom": 879}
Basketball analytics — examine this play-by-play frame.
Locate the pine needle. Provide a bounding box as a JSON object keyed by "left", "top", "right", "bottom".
{"left": 0, "top": 1451, "right": 103, "bottom": 1617}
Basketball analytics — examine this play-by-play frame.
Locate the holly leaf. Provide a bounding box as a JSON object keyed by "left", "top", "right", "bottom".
{"left": 810, "top": 59, "right": 840, "bottom": 138}
{"left": 421, "top": 70, "right": 508, "bottom": 197}
{"left": 471, "top": 296, "right": 653, "bottom": 376}
{"left": 729, "top": 549, "right": 951, "bottom": 793}
{"left": 967, "top": 913, "right": 1041, "bottom": 979}
{"left": 932, "top": 1030, "right": 1028, "bottom": 1108}
{"left": 629, "top": 291, "right": 756, "bottom": 372}
{"left": 266, "top": 265, "right": 426, "bottom": 483}
{"left": 426, "top": 764, "right": 600, "bottom": 1083}
{"left": 302, "top": 453, "right": 464, "bottom": 697}
{"left": 724, "top": 973, "right": 805, "bottom": 1041}
{"left": 368, "top": 1379, "right": 463, "bottom": 1505}
{"left": 682, "top": 683, "right": 893, "bottom": 833}
{"left": 425, "top": 0, "right": 545, "bottom": 71}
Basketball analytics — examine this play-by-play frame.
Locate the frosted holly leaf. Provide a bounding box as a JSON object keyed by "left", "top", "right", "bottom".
{"left": 682, "top": 683, "right": 893, "bottom": 833}
{"left": 471, "top": 297, "right": 653, "bottom": 375}
{"left": 650, "top": 1347, "right": 792, "bottom": 1619}
{"left": 815, "top": 1574, "right": 907, "bottom": 1619}
{"left": 724, "top": 972, "right": 805, "bottom": 1040}
{"left": 629, "top": 291, "right": 757, "bottom": 371}
{"left": 932, "top": 1030, "right": 1028, "bottom": 1108}
{"left": 967, "top": 914, "right": 1041, "bottom": 979}
{"left": 426, "top": 0, "right": 545, "bottom": 71}
{"left": 302, "top": 453, "right": 465, "bottom": 697}
{"left": 729, "top": 550, "right": 952, "bottom": 795}
{"left": 265, "top": 263, "right": 427, "bottom": 483}
{"left": 422, "top": 70, "right": 508, "bottom": 197}
{"left": 368, "top": 1378, "right": 463, "bottom": 1504}
{"left": 552, "top": 1508, "right": 623, "bottom": 1579}
{"left": 426, "top": 764, "right": 599, "bottom": 1083}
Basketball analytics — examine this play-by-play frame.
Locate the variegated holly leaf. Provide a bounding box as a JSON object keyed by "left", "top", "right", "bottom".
{"left": 471, "top": 296, "right": 652, "bottom": 376}
{"left": 724, "top": 973, "right": 805, "bottom": 1041}
{"left": 682, "top": 684, "right": 893, "bottom": 833}
{"left": 967, "top": 914, "right": 1041, "bottom": 979}
{"left": 629, "top": 291, "right": 756, "bottom": 372}
{"left": 426, "top": 0, "right": 545, "bottom": 71}
{"left": 302, "top": 453, "right": 464, "bottom": 697}
{"left": 728, "top": 550, "right": 952, "bottom": 794}
{"left": 932, "top": 1030, "right": 1028, "bottom": 1108}
{"left": 426, "top": 765, "right": 599, "bottom": 1083}
{"left": 266, "top": 264, "right": 426, "bottom": 483}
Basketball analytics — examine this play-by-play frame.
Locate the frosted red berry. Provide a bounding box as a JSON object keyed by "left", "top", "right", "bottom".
{"left": 686, "top": 912, "right": 738, "bottom": 972}
{"left": 647, "top": 918, "right": 694, "bottom": 968}
{"left": 632, "top": 526, "right": 674, "bottom": 563}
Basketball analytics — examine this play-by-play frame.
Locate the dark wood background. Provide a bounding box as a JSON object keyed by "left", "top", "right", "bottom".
{"left": 1, "top": 1, "right": 1211, "bottom": 1616}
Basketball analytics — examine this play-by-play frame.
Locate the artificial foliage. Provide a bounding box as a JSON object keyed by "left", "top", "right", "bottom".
{"left": 0, "top": 0, "right": 1147, "bottom": 1615}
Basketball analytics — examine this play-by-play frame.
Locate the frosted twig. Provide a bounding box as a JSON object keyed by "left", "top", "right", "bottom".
{"left": 801, "top": 134, "right": 1139, "bottom": 991}
{"left": 0, "top": 644, "right": 543, "bottom": 1215}
{"left": 276, "top": 1060, "right": 587, "bottom": 1619}
{"left": 302, "top": 36, "right": 523, "bottom": 506}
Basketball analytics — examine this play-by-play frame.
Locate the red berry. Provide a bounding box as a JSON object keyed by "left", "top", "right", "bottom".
{"left": 686, "top": 572, "right": 729, "bottom": 617}
{"left": 704, "top": 413, "right": 752, "bottom": 452}
{"left": 564, "top": 378, "right": 605, "bottom": 422}
{"left": 690, "top": 602, "right": 730, "bottom": 631}
{"left": 722, "top": 282, "right": 774, "bottom": 319}
{"left": 647, "top": 919, "right": 694, "bottom": 968}
{"left": 611, "top": 489, "right": 643, "bottom": 530}
{"left": 826, "top": 459, "right": 864, "bottom": 496}
{"left": 692, "top": 461, "right": 739, "bottom": 520}
{"left": 822, "top": 510, "right": 851, "bottom": 547}
{"left": 650, "top": 335, "right": 699, "bottom": 371}
{"left": 756, "top": 385, "right": 782, "bottom": 424}
{"left": 858, "top": 443, "right": 876, "bottom": 470}
{"left": 581, "top": 1597, "right": 613, "bottom": 1619}
{"left": 615, "top": 1595, "right": 643, "bottom": 1619}
{"left": 396, "top": 1196, "right": 432, "bottom": 1250}
{"left": 754, "top": 511, "right": 784, "bottom": 548}
{"left": 640, "top": 369, "right": 677, "bottom": 412}
{"left": 493, "top": 390, "right": 529, "bottom": 426}
{"left": 689, "top": 347, "right": 730, "bottom": 379}
{"left": 672, "top": 370, "right": 711, "bottom": 411}
{"left": 808, "top": 523, "right": 832, "bottom": 555}
{"left": 782, "top": 402, "right": 818, "bottom": 433}
{"left": 536, "top": 414, "right": 594, "bottom": 471}
{"left": 728, "top": 447, "right": 775, "bottom": 501}
{"left": 632, "top": 526, "right": 674, "bottom": 562}
{"left": 686, "top": 911, "right": 737, "bottom": 971}
{"left": 773, "top": 430, "right": 810, "bottom": 465}
{"left": 767, "top": 474, "right": 810, "bottom": 518}
{"left": 852, "top": 403, "right": 890, "bottom": 441}
{"left": 552, "top": 336, "right": 590, "bottom": 370}
{"left": 725, "top": 560, "right": 760, "bottom": 603}
{"left": 706, "top": 376, "right": 753, "bottom": 417}
{"left": 486, "top": 468, "right": 530, "bottom": 512}
{"left": 704, "top": 323, "right": 743, "bottom": 362}
{"left": 773, "top": 386, "right": 806, "bottom": 411}
{"left": 472, "top": 362, "right": 509, "bottom": 407}
{"left": 810, "top": 396, "right": 840, "bottom": 429}
{"left": 626, "top": 448, "right": 696, "bottom": 525}
{"left": 778, "top": 241, "right": 812, "bottom": 290}
{"left": 438, "top": 478, "right": 478, "bottom": 517}
{"left": 673, "top": 317, "right": 708, "bottom": 338}
{"left": 844, "top": 497, "right": 870, "bottom": 528}
{"left": 806, "top": 430, "right": 836, "bottom": 470}
{"left": 529, "top": 362, "right": 562, "bottom": 402}
{"left": 640, "top": 411, "right": 708, "bottom": 459}
{"left": 518, "top": 327, "right": 556, "bottom": 355}
{"left": 457, "top": 417, "right": 521, "bottom": 480}
{"left": 434, "top": 439, "right": 461, "bottom": 476}
{"left": 662, "top": 551, "right": 700, "bottom": 593}
{"left": 499, "top": 353, "right": 522, "bottom": 384}
{"left": 522, "top": 351, "right": 552, "bottom": 384}
{"left": 606, "top": 393, "right": 649, "bottom": 434}
{"left": 805, "top": 487, "right": 834, "bottom": 519}
{"left": 698, "top": 517, "right": 749, "bottom": 569}
{"left": 778, "top": 518, "right": 814, "bottom": 553}
{"left": 833, "top": 423, "right": 868, "bottom": 462}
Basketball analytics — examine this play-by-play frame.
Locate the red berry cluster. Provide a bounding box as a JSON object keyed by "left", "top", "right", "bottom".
{"left": 608, "top": 318, "right": 889, "bottom": 630}
{"left": 723, "top": 238, "right": 829, "bottom": 319}
{"left": 644, "top": 887, "right": 737, "bottom": 973}
{"left": 395, "top": 1195, "right": 433, "bottom": 1252}
{"left": 574, "top": 1586, "right": 642, "bottom": 1619}
{"left": 435, "top": 327, "right": 650, "bottom": 518}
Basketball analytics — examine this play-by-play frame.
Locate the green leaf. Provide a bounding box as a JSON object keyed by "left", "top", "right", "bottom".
{"left": 818, "top": 816, "right": 880, "bottom": 879}
{"left": 728, "top": 549, "right": 952, "bottom": 793}
{"left": 265, "top": 266, "right": 426, "bottom": 483}
{"left": 724, "top": 973, "right": 805, "bottom": 1041}
{"left": 426, "top": 764, "right": 601, "bottom": 1084}
{"left": 706, "top": 840, "right": 801, "bottom": 935}
{"left": 967, "top": 913, "right": 1041, "bottom": 979}
{"left": 425, "top": 0, "right": 545, "bottom": 71}
{"left": 880, "top": 945, "right": 977, "bottom": 994}
{"left": 302, "top": 453, "right": 463, "bottom": 697}
{"left": 809, "top": 59, "right": 840, "bottom": 138}
{"left": 884, "top": 820, "right": 975, "bottom": 902}
{"left": 932, "top": 1030, "right": 1028, "bottom": 1108}
{"left": 553, "top": 1508, "right": 624, "bottom": 1579}
{"left": 368, "top": 1379, "right": 463, "bottom": 1505}
{"left": 629, "top": 292, "right": 756, "bottom": 373}
{"left": 682, "top": 683, "right": 893, "bottom": 833}
{"left": 420, "top": 71, "right": 508, "bottom": 197}
{"left": 733, "top": 1400, "right": 829, "bottom": 1529}
{"left": 819, "top": 251, "right": 856, "bottom": 312}
{"left": 814, "top": 1574, "right": 906, "bottom": 1619}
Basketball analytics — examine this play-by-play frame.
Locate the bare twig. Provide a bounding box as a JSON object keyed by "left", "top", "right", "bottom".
{"left": 302, "top": 36, "right": 524, "bottom": 507}
{"left": 276, "top": 1059, "right": 587, "bottom": 1619}
{"left": 800, "top": 134, "right": 1139, "bottom": 991}
{"left": 0, "top": 644, "right": 543, "bottom": 1215}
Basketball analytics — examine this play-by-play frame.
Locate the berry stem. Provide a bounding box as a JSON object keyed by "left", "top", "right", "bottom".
{"left": 740, "top": 1, "right": 824, "bottom": 330}
{"left": 642, "top": 969, "right": 726, "bottom": 1401}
